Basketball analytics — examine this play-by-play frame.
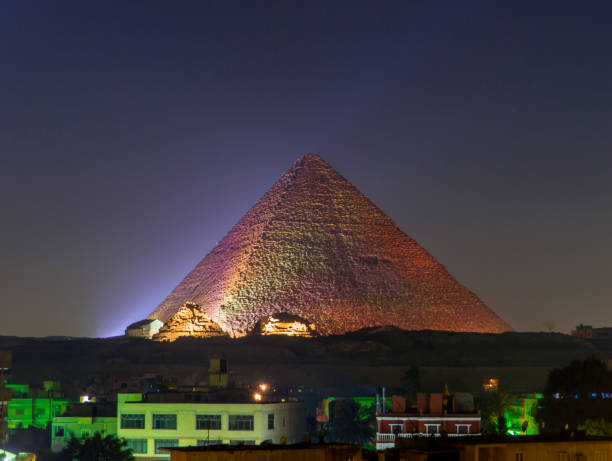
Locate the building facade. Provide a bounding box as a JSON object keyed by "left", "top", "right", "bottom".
{"left": 125, "top": 319, "right": 164, "bottom": 339}
{"left": 161, "top": 444, "right": 362, "bottom": 461}
{"left": 116, "top": 393, "right": 306, "bottom": 459}
{"left": 6, "top": 382, "right": 72, "bottom": 430}
{"left": 0, "top": 350, "right": 11, "bottom": 445}
{"left": 51, "top": 403, "right": 116, "bottom": 451}
{"left": 504, "top": 394, "right": 541, "bottom": 436}
{"left": 379, "top": 437, "right": 612, "bottom": 461}
{"left": 376, "top": 393, "right": 481, "bottom": 450}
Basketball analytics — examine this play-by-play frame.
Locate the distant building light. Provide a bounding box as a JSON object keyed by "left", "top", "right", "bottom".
{"left": 483, "top": 378, "right": 499, "bottom": 392}
{"left": 253, "top": 393, "right": 262, "bottom": 401}
{"left": 259, "top": 384, "right": 268, "bottom": 392}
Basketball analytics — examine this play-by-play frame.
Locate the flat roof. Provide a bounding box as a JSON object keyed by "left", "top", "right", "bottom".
{"left": 394, "top": 434, "right": 612, "bottom": 447}
{"left": 160, "top": 443, "right": 360, "bottom": 452}
{"left": 123, "top": 391, "right": 300, "bottom": 405}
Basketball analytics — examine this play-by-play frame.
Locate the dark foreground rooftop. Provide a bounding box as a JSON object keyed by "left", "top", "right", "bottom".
{"left": 161, "top": 443, "right": 360, "bottom": 452}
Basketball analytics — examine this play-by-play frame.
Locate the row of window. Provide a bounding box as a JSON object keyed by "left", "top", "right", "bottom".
{"left": 126, "top": 439, "right": 177, "bottom": 454}
{"left": 120, "top": 414, "right": 260, "bottom": 431}
{"left": 124, "top": 439, "right": 255, "bottom": 454}
{"left": 11, "top": 408, "right": 49, "bottom": 416}
{"left": 387, "top": 424, "right": 472, "bottom": 434}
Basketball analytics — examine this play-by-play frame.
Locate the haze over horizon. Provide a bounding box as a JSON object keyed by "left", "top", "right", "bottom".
{"left": 2, "top": 1, "right": 612, "bottom": 337}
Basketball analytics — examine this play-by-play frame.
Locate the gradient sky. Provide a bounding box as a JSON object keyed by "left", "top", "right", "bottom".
{"left": 1, "top": 1, "right": 611, "bottom": 337}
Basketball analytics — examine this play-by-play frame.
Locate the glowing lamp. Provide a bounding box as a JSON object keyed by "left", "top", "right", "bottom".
{"left": 259, "top": 383, "right": 268, "bottom": 392}
{"left": 253, "top": 393, "right": 262, "bottom": 401}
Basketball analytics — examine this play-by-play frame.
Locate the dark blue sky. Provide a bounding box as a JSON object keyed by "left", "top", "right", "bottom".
{"left": 1, "top": 1, "right": 611, "bottom": 336}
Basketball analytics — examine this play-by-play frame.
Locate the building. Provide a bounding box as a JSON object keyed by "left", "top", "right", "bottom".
{"left": 160, "top": 444, "right": 362, "bottom": 461}
{"left": 51, "top": 403, "right": 116, "bottom": 451}
{"left": 317, "top": 396, "right": 392, "bottom": 424}
{"left": 504, "top": 394, "right": 542, "bottom": 436}
{"left": 376, "top": 393, "right": 481, "bottom": 450}
{"left": 0, "top": 448, "right": 35, "bottom": 461}
{"left": 6, "top": 382, "right": 72, "bottom": 430}
{"left": 117, "top": 392, "right": 306, "bottom": 459}
{"left": 0, "top": 351, "right": 12, "bottom": 445}
{"left": 208, "top": 357, "right": 228, "bottom": 389}
{"left": 382, "top": 435, "right": 612, "bottom": 461}
{"left": 571, "top": 324, "right": 612, "bottom": 340}
{"left": 126, "top": 319, "right": 164, "bottom": 339}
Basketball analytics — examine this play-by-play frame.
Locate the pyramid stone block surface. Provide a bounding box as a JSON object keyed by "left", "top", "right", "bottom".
{"left": 147, "top": 154, "right": 512, "bottom": 337}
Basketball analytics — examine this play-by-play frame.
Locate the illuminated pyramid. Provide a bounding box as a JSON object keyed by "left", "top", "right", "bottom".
{"left": 147, "top": 154, "right": 512, "bottom": 338}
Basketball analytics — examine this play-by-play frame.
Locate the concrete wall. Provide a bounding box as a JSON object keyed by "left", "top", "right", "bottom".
{"left": 166, "top": 445, "right": 362, "bottom": 461}
{"left": 458, "top": 440, "right": 612, "bottom": 461}
{"left": 51, "top": 416, "right": 117, "bottom": 451}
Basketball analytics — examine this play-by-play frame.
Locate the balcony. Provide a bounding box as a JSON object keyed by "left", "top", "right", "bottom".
{"left": 375, "top": 432, "right": 481, "bottom": 449}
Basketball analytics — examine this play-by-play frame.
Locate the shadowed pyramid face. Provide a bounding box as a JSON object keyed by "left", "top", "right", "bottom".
{"left": 148, "top": 154, "right": 512, "bottom": 337}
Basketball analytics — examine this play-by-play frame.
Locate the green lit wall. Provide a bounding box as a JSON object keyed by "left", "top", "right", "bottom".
{"left": 7, "top": 398, "right": 72, "bottom": 429}
{"left": 504, "top": 394, "right": 542, "bottom": 436}
{"left": 323, "top": 396, "right": 391, "bottom": 419}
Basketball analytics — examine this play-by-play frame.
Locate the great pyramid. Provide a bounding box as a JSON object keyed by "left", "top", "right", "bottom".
{"left": 147, "top": 154, "right": 512, "bottom": 337}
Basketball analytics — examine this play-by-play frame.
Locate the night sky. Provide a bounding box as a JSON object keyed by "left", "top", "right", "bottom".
{"left": 2, "top": 1, "right": 611, "bottom": 337}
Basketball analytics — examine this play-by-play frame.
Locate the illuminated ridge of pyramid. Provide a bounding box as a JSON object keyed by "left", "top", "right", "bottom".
{"left": 147, "top": 154, "right": 512, "bottom": 337}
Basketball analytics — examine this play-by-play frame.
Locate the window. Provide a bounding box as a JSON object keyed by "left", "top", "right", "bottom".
{"left": 125, "top": 439, "right": 147, "bottom": 454}
{"left": 197, "top": 440, "right": 222, "bottom": 446}
{"left": 268, "top": 413, "right": 274, "bottom": 430}
{"left": 81, "top": 430, "right": 90, "bottom": 438}
{"left": 54, "top": 425, "right": 65, "bottom": 437}
{"left": 154, "top": 439, "right": 178, "bottom": 454}
{"left": 282, "top": 416, "right": 286, "bottom": 427}
{"left": 196, "top": 414, "right": 221, "bottom": 430}
{"left": 425, "top": 424, "right": 440, "bottom": 434}
{"left": 389, "top": 424, "right": 403, "bottom": 434}
{"left": 35, "top": 408, "right": 46, "bottom": 417}
{"left": 515, "top": 453, "right": 524, "bottom": 461}
{"left": 455, "top": 424, "right": 471, "bottom": 434}
{"left": 558, "top": 453, "right": 569, "bottom": 461}
{"left": 229, "top": 440, "right": 255, "bottom": 445}
{"left": 14, "top": 408, "right": 24, "bottom": 416}
{"left": 153, "top": 414, "right": 177, "bottom": 430}
{"left": 228, "top": 415, "right": 254, "bottom": 431}
{"left": 120, "top": 414, "right": 145, "bottom": 429}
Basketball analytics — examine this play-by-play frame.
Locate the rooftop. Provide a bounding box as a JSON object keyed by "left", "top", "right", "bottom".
{"left": 60, "top": 403, "right": 116, "bottom": 418}
{"left": 124, "top": 390, "right": 298, "bottom": 405}
{"left": 394, "top": 433, "right": 612, "bottom": 449}
{"left": 160, "top": 443, "right": 360, "bottom": 452}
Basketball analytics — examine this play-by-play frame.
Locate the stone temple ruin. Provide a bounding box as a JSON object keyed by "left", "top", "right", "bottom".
{"left": 127, "top": 154, "right": 512, "bottom": 341}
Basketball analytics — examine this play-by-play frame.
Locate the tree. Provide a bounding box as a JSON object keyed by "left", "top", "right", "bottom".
{"left": 62, "top": 433, "right": 134, "bottom": 461}
{"left": 579, "top": 418, "right": 612, "bottom": 437}
{"left": 400, "top": 367, "right": 422, "bottom": 405}
{"left": 327, "top": 399, "right": 375, "bottom": 446}
{"left": 537, "top": 356, "right": 612, "bottom": 433}
{"left": 476, "top": 392, "right": 510, "bottom": 435}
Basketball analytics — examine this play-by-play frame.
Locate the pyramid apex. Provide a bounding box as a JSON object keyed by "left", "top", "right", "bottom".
{"left": 293, "top": 153, "right": 328, "bottom": 165}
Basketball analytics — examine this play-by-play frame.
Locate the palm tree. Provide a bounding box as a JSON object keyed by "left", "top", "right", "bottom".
{"left": 327, "top": 399, "right": 375, "bottom": 446}
{"left": 63, "top": 433, "right": 133, "bottom": 461}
